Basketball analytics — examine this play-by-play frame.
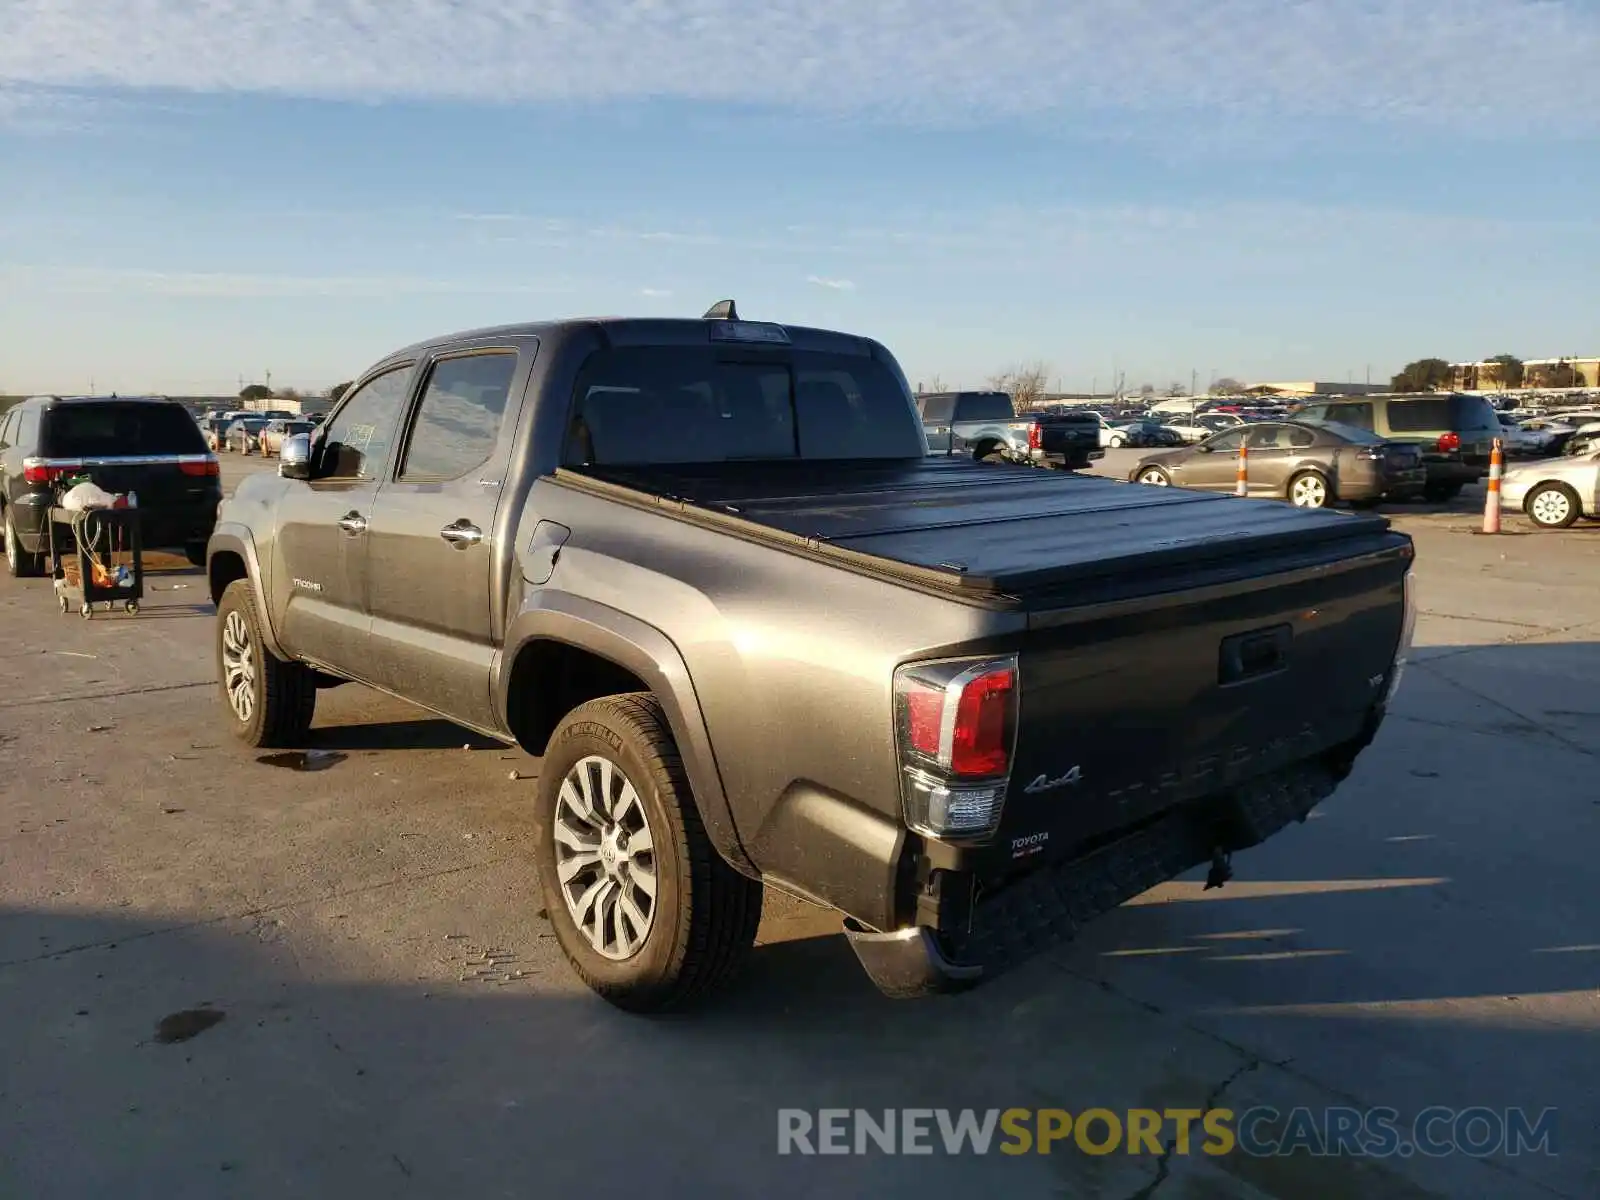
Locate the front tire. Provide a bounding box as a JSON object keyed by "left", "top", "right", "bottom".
{"left": 215, "top": 579, "right": 315, "bottom": 747}
{"left": 533, "top": 693, "right": 762, "bottom": 1012}
{"left": 1527, "top": 482, "right": 1581, "bottom": 529}
{"left": 1423, "top": 482, "right": 1463, "bottom": 503}
{"left": 1137, "top": 466, "right": 1172, "bottom": 486}
{"left": 3, "top": 506, "right": 44, "bottom": 578}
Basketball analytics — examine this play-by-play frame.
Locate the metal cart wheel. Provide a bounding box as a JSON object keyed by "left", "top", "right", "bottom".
{"left": 125, "top": 600, "right": 139, "bottom": 614}
{"left": 59, "top": 594, "right": 69, "bottom": 614}
{"left": 80, "top": 603, "right": 92, "bottom": 619}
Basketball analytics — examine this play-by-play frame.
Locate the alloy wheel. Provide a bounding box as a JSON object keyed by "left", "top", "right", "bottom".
{"left": 220, "top": 609, "right": 257, "bottom": 722}
{"left": 1139, "top": 469, "right": 1170, "bottom": 486}
{"left": 1530, "top": 489, "right": 1573, "bottom": 527}
{"left": 553, "top": 755, "right": 658, "bottom": 960}
{"left": 1291, "top": 475, "right": 1328, "bottom": 507}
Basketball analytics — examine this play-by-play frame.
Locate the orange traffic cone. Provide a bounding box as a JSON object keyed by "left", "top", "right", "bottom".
{"left": 1235, "top": 442, "right": 1249, "bottom": 497}
{"left": 1482, "top": 438, "right": 1503, "bottom": 534}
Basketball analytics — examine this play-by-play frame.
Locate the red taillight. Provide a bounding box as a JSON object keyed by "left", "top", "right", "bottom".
{"left": 179, "top": 456, "right": 220, "bottom": 477}
{"left": 950, "top": 667, "right": 1015, "bottom": 776}
{"left": 1028, "top": 423, "right": 1042, "bottom": 451}
{"left": 894, "top": 655, "right": 1020, "bottom": 839}
{"left": 1436, "top": 432, "right": 1460, "bottom": 453}
{"left": 904, "top": 689, "right": 943, "bottom": 758}
{"left": 894, "top": 656, "right": 1018, "bottom": 779}
{"left": 22, "top": 458, "right": 79, "bottom": 485}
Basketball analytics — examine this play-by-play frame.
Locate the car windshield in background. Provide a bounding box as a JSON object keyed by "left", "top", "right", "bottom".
{"left": 41, "top": 402, "right": 208, "bottom": 456}
{"left": 567, "top": 347, "right": 923, "bottom": 465}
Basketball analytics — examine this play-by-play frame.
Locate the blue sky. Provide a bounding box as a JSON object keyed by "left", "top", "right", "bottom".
{"left": 2, "top": 0, "right": 1599, "bottom": 396}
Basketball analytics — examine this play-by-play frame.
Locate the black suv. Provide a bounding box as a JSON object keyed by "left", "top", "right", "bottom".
{"left": 0, "top": 396, "right": 222, "bottom": 576}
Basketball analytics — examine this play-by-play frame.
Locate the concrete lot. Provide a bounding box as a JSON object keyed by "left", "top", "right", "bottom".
{"left": 2, "top": 453, "right": 1596, "bottom": 1199}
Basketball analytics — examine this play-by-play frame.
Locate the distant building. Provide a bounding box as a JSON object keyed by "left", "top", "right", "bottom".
{"left": 1244, "top": 381, "right": 1391, "bottom": 397}
{"left": 1449, "top": 358, "right": 1600, "bottom": 391}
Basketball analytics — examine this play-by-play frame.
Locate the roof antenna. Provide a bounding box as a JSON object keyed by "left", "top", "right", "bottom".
{"left": 703, "top": 299, "right": 738, "bottom": 320}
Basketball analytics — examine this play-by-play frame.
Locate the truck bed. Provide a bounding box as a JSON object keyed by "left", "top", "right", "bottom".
{"left": 557, "top": 457, "right": 1406, "bottom": 607}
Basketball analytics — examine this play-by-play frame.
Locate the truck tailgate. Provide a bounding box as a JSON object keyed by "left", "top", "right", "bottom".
{"left": 999, "top": 545, "right": 1406, "bottom": 861}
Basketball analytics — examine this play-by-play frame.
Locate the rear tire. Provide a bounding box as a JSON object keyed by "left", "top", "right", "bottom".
{"left": 533, "top": 693, "right": 762, "bottom": 1012}
{"left": 1137, "top": 466, "right": 1172, "bottom": 486}
{"left": 1287, "top": 470, "right": 1329, "bottom": 508}
{"left": 216, "top": 579, "right": 315, "bottom": 747}
{"left": 1527, "top": 482, "right": 1581, "bottom": 529}
{"left": 185, "top": 541, "right": 208, "bottom": 568}
{"left": 1423, "top": 482, "right": 1463, "bottom": 502}
{"left": 3, "top": 506, "right": 44, "bottom": 578}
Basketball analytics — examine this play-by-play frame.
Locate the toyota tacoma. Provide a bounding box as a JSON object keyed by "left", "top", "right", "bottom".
{"left": 206, "top": 303, "right": 1416, "bottom": 1011}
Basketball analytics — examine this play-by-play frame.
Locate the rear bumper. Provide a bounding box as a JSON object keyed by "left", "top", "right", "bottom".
{"left": 847, "top": 715, "right": 1382, "bottom": 996}
{"left": 13, "top": 497, "right": 218, "bottom": 554}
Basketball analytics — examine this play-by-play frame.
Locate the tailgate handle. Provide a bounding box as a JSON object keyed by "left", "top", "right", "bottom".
{"left": 1220, "top": 624, "right": 1292, "bottom": 685}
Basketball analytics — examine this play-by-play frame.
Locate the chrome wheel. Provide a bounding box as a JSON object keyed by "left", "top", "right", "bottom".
{"left": 1529, "top": 486, "right": 1574, "bottom": 527}
{"left": 1290, "top": 474, "right": 1328, "bottom": 508}
{"left": 220, "top": 609, "right": 257, "bottom": 722}
{"left": 1138, "top": 468, "right": 1170, "bottom": 486}
{"left": 553, "top": 755, "right": 658, "bottom": 961}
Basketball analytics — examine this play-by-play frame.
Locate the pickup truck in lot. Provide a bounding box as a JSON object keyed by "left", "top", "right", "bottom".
{"left": 207, "top": 305, "right": 1416, "bottom": 1011}
{"left": 917, "top": 390, "right": 1104, "bottom": 470}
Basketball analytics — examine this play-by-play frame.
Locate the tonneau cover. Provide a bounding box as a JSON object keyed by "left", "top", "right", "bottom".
{"left": 559, "top": 458, "right": 1401, "bottom": 600}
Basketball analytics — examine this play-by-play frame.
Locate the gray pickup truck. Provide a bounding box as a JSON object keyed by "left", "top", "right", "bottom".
{"left": 917, "top": 390, "right": 1104, "bottom": 470}
{"left": 207, "top": 305, "right": 1416, "bottom": 1011}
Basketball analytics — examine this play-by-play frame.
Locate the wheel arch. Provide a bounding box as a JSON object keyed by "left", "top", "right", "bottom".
{"left": 207, "top": 525, "right": 287, "bottom": 659}
{"left": 498, "top": 594, "right": 755, "bottom": 876}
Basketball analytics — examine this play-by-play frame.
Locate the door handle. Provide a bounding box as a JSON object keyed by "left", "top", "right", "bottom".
{"left": 440, "top": 522, "right": 483, "bottom": 548}
{"left": 337, "top": 512, "right": 367, "bottom": 534}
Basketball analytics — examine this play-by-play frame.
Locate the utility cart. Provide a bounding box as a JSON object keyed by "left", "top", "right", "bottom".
{"left": 48, "top": 505, "right": 144, "bottom": 618}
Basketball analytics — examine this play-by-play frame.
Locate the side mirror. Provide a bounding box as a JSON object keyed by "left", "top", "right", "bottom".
{"left": 279, "top": 433, "right": 313, "bottom": 480}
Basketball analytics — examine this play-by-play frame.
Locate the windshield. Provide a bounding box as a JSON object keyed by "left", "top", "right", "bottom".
{"left": 41, "top": 402, "right": 207, "bottom": 456}
{"left": 567, "top": 347, "right": 924, "bottom": 465}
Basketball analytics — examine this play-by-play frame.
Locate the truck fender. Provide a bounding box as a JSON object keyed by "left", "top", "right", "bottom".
{"left": 206, "top": 524, "right": 288, "bottom": 661}
{"left": 496, "top": 591, "right": 757, "bottom": 877}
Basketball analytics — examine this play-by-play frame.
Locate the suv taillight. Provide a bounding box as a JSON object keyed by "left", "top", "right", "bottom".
{"left": 1028, "top": 424, "right": 1042, "bottom": 451}
{"left": 893, "top": 655, "right": 1018, "bottom": 839}
{"left": 1436, "top": 432, "right": 1461, "bottom": 453}
{"left": 22, "top": 457, "right": 80, "bottom": 485}
{"left": 179, "top": 455, "right": 220, "bottom": 477}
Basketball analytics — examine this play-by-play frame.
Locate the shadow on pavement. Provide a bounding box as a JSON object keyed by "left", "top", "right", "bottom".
{"left": 305, "top": 719, "right": 505, "bottom": 753}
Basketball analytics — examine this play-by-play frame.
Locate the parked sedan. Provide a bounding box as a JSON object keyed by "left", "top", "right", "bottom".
{"left": 1107, "top": 419, "right": 1183, "bottom": 448}
{"left": 224, "top": 417, "right": 269, "bottom": 454}
{"left": 1500, "top": 449, "right": 1600, "bottom": 528}
{"left": 1130, "top": 420, "right": 1427, "bottom": 508}
{"left": 257, "top": 418, "right": 314, "bottom": 457}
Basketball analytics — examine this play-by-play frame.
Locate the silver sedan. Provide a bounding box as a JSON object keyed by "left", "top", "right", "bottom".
{"left": 1500, "top": 449, "right": 1600, "bottom": 528}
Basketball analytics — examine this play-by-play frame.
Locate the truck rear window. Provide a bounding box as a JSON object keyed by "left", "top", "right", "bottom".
{"left": 953, "top": 393, "right": 1015, "bottom": 422}
{"left": 42, "top": 403, "right": 207, "bottom": 457}
{"left": 566, "top": 348, "right": 925, "bottom": 464}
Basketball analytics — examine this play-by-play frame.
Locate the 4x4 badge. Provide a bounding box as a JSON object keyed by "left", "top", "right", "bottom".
{"left": 1025, "top": 766, "right": 1083, "bottom": 794}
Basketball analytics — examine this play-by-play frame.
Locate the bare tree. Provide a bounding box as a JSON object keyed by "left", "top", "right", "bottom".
{"left": 1166, "top": 382, "right": 1187, "bottom": 397}
{"left": 920, "top": 375, "right": 949, "bottom": 396}
{"left": 988, "top": 361, "right": 1052, "bottom": 411}
{"left": 1210, "top": 376, "right": 1246, "bottom": 395}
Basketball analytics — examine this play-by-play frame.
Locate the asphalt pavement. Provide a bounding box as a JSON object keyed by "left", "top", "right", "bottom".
{"left": 1, "top": 452, "right": 1596, "bottom": 1199}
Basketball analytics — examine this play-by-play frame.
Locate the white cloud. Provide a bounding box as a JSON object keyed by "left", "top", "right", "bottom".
{"left": 0, "top": 264, "right": 568, "bottom": 298}
{"left": 1, "top": 1, "right": 1597, "bottom": 133}
{"left": 638, "top": 287, "right": 672, "bottom": 297}
{"left": 806, "top": 275, "right": 855, "bottom": 291}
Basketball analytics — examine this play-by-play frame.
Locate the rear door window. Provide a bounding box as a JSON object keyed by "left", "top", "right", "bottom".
{"left": 567, "top": 347, "right": 923, "bottom": 465}
{"left": 953, "top": 394, "right": 1015, "bottom": 422}
{"left": 399, "top": 352, "right": 519, "bottom": 480}
{"left": 41, "top": 403, "right": 207, "bottom": 456}
{"left": 1385, "top": 398, "right": 1453, "bottom": 432}
{"left": 919, "top": 394, "right": 955, "bottom": 423}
